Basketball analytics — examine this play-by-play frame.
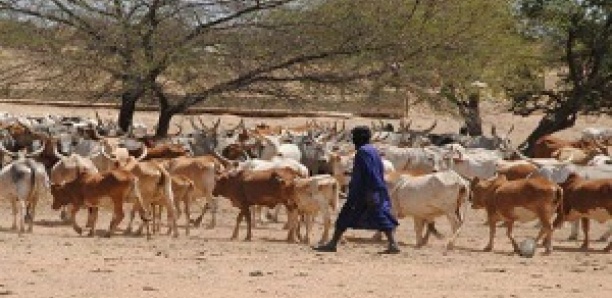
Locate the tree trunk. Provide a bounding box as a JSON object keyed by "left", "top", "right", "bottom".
{"left": 118, "top": 96, "right": 137, "bottom": 133}
{"left": 520, "top": 103, "right": 578, "bottom": 156}
{"left": 155, "top": 107, "right": 175, "bottom": 137}
{"left": 461, "top": 94, "right": 483, "bottom": 136}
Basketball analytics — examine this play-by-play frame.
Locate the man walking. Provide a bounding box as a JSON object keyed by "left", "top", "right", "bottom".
{"left": 314, "top": 126, "right": 400, "bottom": 254}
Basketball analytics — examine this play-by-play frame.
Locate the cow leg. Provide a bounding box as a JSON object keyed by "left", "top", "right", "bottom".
{"left": 124, "top": 207, "right": 136, "bottom": 235}
{"left": 535, "top": 214, "right": 554, "bottom": 255}
{"left": 60, "top": 206, "right": 71, "bottom": 223}
{"left": 414, "top": 218, "right": 426, "bottom": 248}
{"left": 568, "top": 220, "right": 580, "bottom": 241}
{"left": 504, "top": 221, "right": 519, "bottom": 254}
{"left": 285, "top": 208, "right": 299, "bottom": 243}
{"left": 26, "top": 199, "right": 37, "bottom": 233}
{"left": 231, "top": 211, "right": 244, "bottom": 240}
{"left": 107, "top": 201, "right": 125, "bottom": 238}
{"left": 446, "top": 213, "right": 461, "bottom": 250}
{"left": 484, "top": 219, "right": 497, "bottom": 252}
{"left": 87, "top": 208, "right": 99, "bottom": 237}
{"left": 580, "top": 217, "right": 590, "bottom": 251}
{"left": 70, "top": 204, "right": 83, "bottom": 235}
{"left": 17, "top": 199, "right": 26, "bottom": 235}
{"left": 245, "top": 207, "right": 254, "bottom": 241}
{"left": 320, "top": 210, "right": 332, "bottom": 246}
{"left": 206, "top": 195, "right": 217, "bottom": 229}
{"left": 183, "top": 200, "right": 191, "bottom": 236}
{"left": 10, "top": 198, "right": 18, "bottom": 231}
{"left": 161, "top": 199, "right": 178, "bottom": 238}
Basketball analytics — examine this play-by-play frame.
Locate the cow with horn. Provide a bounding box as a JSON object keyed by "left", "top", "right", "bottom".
{"left": 0, "top": 140, "right": 49, "bottom": 235}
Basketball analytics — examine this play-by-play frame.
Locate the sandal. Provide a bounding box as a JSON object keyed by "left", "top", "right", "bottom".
{"left": 378, "top": 246, "right": 401, "bottom": 255}
{"left": 313, "top": 245, "right": 337, "bottom": 253}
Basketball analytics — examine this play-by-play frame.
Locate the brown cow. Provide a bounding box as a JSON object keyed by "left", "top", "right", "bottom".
{"left": 555, "top": 173, "right": 612, "bottom": 252}
{"left": 471, "top": 175, "right": 563, "bottom": 254}
{"left": 127, "top": 143, "right": 189, "bottom": 161}
{"left": 50, "top": 169, "right": 150, "bottom": 238}
{"left": 497, "top": 163, "right": 538, "bottom": 181}
{"left": 213, "top": 168, "right": 300, "bottom": 242}
{"left": 533, "top": 135, "right": 604, "bottom": 158}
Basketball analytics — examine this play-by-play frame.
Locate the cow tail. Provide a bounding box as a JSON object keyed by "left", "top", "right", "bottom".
{"left": 446, "top": 184, "right": 470, "bottom": 249}
{"left": 552, "top": 186, "right": 564, "bottom": 229}
{"left": 161, "top": 169, "right": 175, "bottom": 213}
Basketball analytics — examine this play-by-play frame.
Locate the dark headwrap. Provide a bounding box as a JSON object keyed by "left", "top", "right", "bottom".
{"left": 351, "top": 126, "right": 372, "bottom": 148}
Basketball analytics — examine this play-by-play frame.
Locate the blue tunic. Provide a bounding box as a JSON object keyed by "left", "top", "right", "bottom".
{"left": 335, "top": 144, "right": 399, "bottom": 231}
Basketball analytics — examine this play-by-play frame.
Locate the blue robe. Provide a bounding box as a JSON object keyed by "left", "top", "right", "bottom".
{"left": 335, "top": 144, "right": 399, "bottom": 231}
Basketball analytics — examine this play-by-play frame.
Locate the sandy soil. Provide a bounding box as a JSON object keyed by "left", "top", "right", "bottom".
{"left": 0, "top": 102, "right": 611, "bottom": 298}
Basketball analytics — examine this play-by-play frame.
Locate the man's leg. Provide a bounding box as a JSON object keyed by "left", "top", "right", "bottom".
{"left": 313, "top": 226, "right": 347, "bottom": 252}
{"left": 381, "top": 229, "right": 400, "bottom": 254}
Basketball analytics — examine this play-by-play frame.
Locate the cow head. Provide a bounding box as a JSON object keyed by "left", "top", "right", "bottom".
{"left": 469, "top": 175, "right": 507, "bottom": 209}
{"left": 50, "top": 182, "right": 69, "bottom": 210}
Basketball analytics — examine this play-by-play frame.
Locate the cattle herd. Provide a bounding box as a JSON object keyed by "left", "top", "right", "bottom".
{"left": 0, "top": 111, "right": 611, "bottom": 256}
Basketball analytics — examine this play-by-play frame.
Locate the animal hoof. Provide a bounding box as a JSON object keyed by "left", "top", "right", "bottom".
{"left": 74, "top": 227, "right": 83, "bottom": 235}
{"left": 483, "top": 246, "right": 492, "bottom": 252}
{"left": 568, "top": 235, "right": 578, "bottom": 241}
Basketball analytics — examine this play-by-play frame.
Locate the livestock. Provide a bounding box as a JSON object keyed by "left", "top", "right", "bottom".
{"left": 165, "top": 155, "right": 221, "bottom": 228}
{"left": 50, "top": 169, "right": 151, "bottom": 238}
{"left": 293, "top": 174, "right": 340, "bottom": 245}
{"left": 120, "top": 160, "right": 178, "bottom": 238}
{"left": 552, "top": 146, "right": 606, "bottom": 165}
{"left": 388, "top": 170, "right": 470, "bottom": 249}
{"left": 532, "top": 135, "right": 604, "bottom": 158}
{"left": 470, "top": 175, "right": 563, "bottom": 254}
{"left": 213, "top": 168, "right": 300, "bottom": 242}
{"left": 555, "top": 174, "right": 612, "bottom": 252}
{"left": 0, "top": 144, "right": 49, "bottom": 235}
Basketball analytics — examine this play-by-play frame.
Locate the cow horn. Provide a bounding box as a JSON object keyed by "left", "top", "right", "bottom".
{"left": 212, "top": 118, "right": 221, "bottom": 132}
{"left": 94, "top": 111, "right": 103, "bottom": 126}
{"left": 189, "top": 117, "right": 202, "bottom": 131}
{"left": 403, "top": 120, "right": 412, "bottom": 132}
{"left": 53, "top": 141, "right": 67, "bottom": 159}
{"left": 100, "top": 144, "right": 117, "bottom": 161}
{"left": 421, "top": 120, "right": 437, "bottom": 134}
{"left": 171, "top": 123, "right": 183, "bottom": 137}
{"left": 212, "top": 149, "right": 233, "bottom": 168}
{"left": 136, "top": 144, "right": 148, "bottom": 161}
{"left": 25, "top": 141, "right": 46, "bottom": 158}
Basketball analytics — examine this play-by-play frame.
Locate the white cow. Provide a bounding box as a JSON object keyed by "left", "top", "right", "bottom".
{"left": 388, "top": 170, "right": 470, "bottom": 249}
{"left": 0, "top": 145, "right": 49, "bottom": 235}
{"left": 259, "top": 135, "right": 302, "bottom": 162}
{"left": 293, "top": 174, "right": 340, "bottom": 245}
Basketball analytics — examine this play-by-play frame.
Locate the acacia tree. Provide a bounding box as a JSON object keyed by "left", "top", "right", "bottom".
{"left": 0, "top": 0, "right": 542, "bottom": 136}
{"left": 509, "top": 0, "right": 612, "bottom": 154}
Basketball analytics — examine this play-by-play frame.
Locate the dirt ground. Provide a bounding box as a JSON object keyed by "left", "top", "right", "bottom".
{"left": 0, "top": 102, "right": 611, "bottom": 298}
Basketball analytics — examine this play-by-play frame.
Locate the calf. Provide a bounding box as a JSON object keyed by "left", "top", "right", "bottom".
{"left": 470, "top": 175, "right": 563, "bottom": 254}
{"left": 555, "top": 173, "right": 612, "bottom": 252}
{"left": 50, "top": 169, "right": 150, "bottom": 237}
{"left": 293, "top": 174, "right": 340, "bottom": 245}
{"left": 213, "top": 168, "right": 300, "bottom": 242}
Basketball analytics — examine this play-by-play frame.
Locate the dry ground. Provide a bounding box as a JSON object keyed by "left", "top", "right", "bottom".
{"left": 0, "top": 102, "right": 611, "bottom": 298}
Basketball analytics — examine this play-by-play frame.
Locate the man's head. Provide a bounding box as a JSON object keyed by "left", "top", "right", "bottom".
{"left": 351, "top": 126, "right": 372, "bottom": 148}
